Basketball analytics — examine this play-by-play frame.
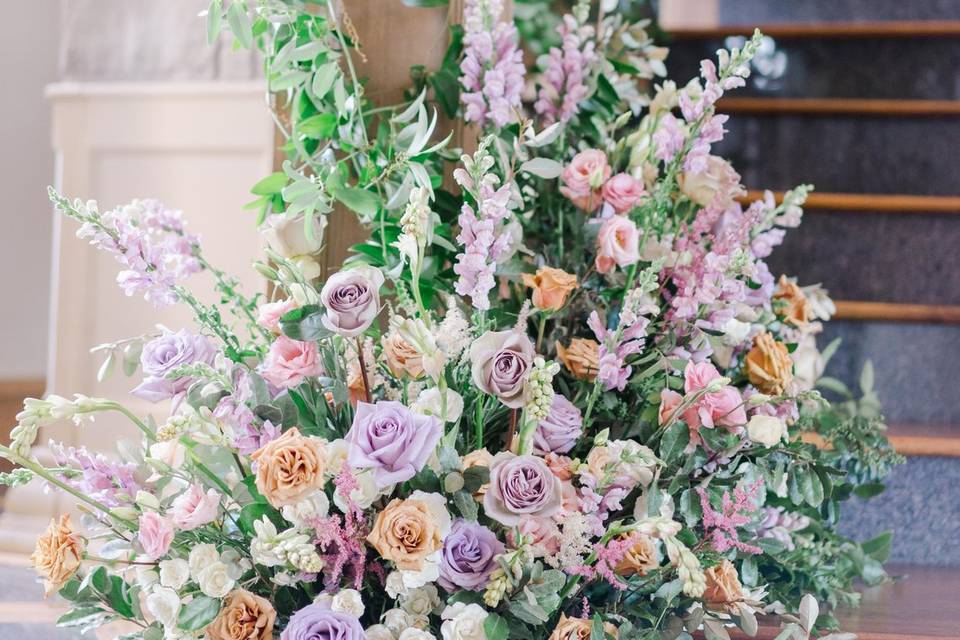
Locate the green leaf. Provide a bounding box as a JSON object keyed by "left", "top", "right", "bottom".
{"left": 226, "top": 2, "right": 253, "bottom": 49}
{"left": 280, "top": 305, "right": 331, "bottom": 342}
{"left": 178, "top": 596, "right": 221, "bottom": 631}
{"left": 206, "top": 0, "right": 222, "bottom": 44}
{"left": 659, "top": 422, "right": 689, "bottom": 464}
{"left": 802, "top": 468, "right": 824, "bottom": 507}
{"left": 740, "top": 555, "right": 758, "bottom": 587}
{"left": 861, "top": 531, "right": 893, "bottom": 563}
{"left": 519, "top": 157, "right": 563, "bottom": 179}
{"left": 299, "top": 112, "right": 338, "bottom": 139}
{"left": 251, "top": 172, "right": 287, "bottom": 196}
{"left": 429, "top": 67, "right": 461, "bottom": 119}
{"left": 859, "top": 360, "right": 875, "bottom": 395}
{"left": 334, "top": 187, "right": 380, "bottom": 217}
{"left": 484, "top": 613, "right": 510, "bottom": 640}
{"left": 57, "top": 606, "right": 111, "bottom": 633}
{"left": 312, "top": 62, "right": 341, "bottom": 100}
{"left": 452, "top": 490, "right": 479, "bottom": 521}
{"left": 591, "top": 614, "right": 607, "bottom": 640}
{"left": 90, "top": 566, "right": 111, "bottom": 596}
{"left": 853, "top": 481, "right": 885, "bottom": 499}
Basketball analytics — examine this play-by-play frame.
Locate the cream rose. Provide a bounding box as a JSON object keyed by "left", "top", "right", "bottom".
{"left": 747, "top": 414, "right": 784, "bottom": 447}
{"left": 159, "top": 558, "right": 190, "bottom": 590}
{"left": 197, "top": 561, "right": 235, "bottom": 598}
{"left": 440, "top": 602, "right": 488, "bottom": 640}
{"left": 145, "top": 586, "right": 181, "bottom": 628}
{"left": 251, "top": 428, "right": 327, "bottom": 508}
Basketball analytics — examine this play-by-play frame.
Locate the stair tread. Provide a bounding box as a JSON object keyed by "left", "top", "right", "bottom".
{"left": 670, "top": 20, "right": 960, "bottom": 39}
{"left": 718, "top": 97, "right": 960, "bottom": 116}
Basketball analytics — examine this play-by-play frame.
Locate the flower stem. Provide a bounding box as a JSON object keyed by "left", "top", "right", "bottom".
{"left": 355, "top": 337, "right": 372, "bottom": 404}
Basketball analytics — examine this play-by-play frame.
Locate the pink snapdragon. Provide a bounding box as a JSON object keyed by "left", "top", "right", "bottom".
{"left": 460, "top": 0, "right": 525, "bottom": 127}
{"left": 534, "top": 14, "right": 596, "bottom": 124}
{"left": 49, "top": 441, "right": 141, "bottom": 508}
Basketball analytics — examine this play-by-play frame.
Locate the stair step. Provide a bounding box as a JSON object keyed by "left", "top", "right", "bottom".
{"left": 887, "top": 425, "right": 960, "bottom": 457}
{"left": 715, "top": 114, "right": 960, "bottom": 195}
{"left": 718, "top": 97, "right": 960, "bottom": 116}
{"left": 834, "top": 302, "right": 960, "bottom": 324}
{"left": 669, "top": 20, "right": 960, "bottom": 39}
{"left": 740, "top": 191, "right": 960, "bottom": 213}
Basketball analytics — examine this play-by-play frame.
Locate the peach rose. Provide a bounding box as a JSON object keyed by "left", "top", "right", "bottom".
{"left": 207, "top": 589, "right": 276, "bottom": 640}
{"left": 745, "top": 332, "right": 794, "bottom": 395}
{"left": 703, "top": 559, "right": 744, "bottom": 612}
{"left": 543, "top": 452, "right": 574, "bottom": 480}
{"left": 549, "top": 614, "right": 618, "bottom": 640}
{"left": 506, "top": 517, "right": 560, "bottom": 556}
{"left": 31, "top": 515, "right": 84, "bottom": 597}
{"left": 556, "top": 338, "right": 599, "bottom": 381}
{"left": 461, "top": 448, "right": 493, "bottom": 498}
{"left": 602, "top": 173, "right": 646, "bottom": 214}
{"left": 678, "top": 155, "right": 743, "bottom": 208}
{"left": 251, "top": 428, "right": 327, "bottom": 508}
{"left": 382, "top": 333, "right": 425, "bottom": 379}
{"left": 615, "top": 534, "right": 658, "bottom": 577}
{"left": 522, "top": 267, "right": 577, "bottom": 312}
{"left": 560, "top": 149, "right": 611, "bottom": 211}
{"left": 595, "top": 215, "right": 640, "bottom": 274}
{"left": 773, "top": 275, "right": 812, "bottom": 326}
{"left": 367, "top": 498, "right": 443, "bottom": 571}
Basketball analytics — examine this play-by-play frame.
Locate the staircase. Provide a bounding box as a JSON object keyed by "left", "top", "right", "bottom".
{"left": 663, "top": 1, "right": 960, "bottom": 628}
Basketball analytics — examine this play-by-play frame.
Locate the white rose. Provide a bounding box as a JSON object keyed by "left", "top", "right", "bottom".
{"left": 385, "top": 571, "right": 409, "bottom": 599}
{"left": 399, "top": 630, "right": 436, "bottom": 640}
{"left": 366, "top": 625, "right": 396, "bottom": 640}
{"left": 678, "top": 155, "right": 739, "bottom": 208}
{"left": 145, "top": 586, "right": 181, "bottom": 628}
{"left": 383, "top": 609, "right": 415, "bottom": 637}
{"left": 262, "top": 212, "right": 326, "bottom": 259}
{"left": 282, "top": 492, "right": 331, "bottom": 527}
{"left": 440, "top": 603, "right": 488, "bottom": 640}
{"left": 411, "top": 387, "right": 464, "bottom": 424}
{"left": 196, "top": 561, "right": 235, "bottom": 598}
{"left": 158, "top": 559, "right": 190, "bottom": 590}
{"left": 188, "top": 543, "right": 220, "bottom": 580}
{"left": 331, "top": 589, "right": 365, "bottom": 617}
{"left": 334, "top": 469, "right": 387, "bottom": 512}
{"left": 747, "top": 414, "right": 785, "bottom": 447}
{"left": 399, "top": 584, "right": 440, "bottom": 617}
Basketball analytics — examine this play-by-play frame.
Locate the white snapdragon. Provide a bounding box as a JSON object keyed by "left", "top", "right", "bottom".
{"left": 394, "top": 186, "right": 438, "bottom": 270}
{"left": 393, "top": 316, "right": 445, "bottom": 380}
{"left": 440, "top": 602, "right": 488, "bottom": 640}
{"left": 145, "top": 586, "right": 181, "bottom": 629}
{"left": 158, "top": 559, "right": 190, "bottom": 590}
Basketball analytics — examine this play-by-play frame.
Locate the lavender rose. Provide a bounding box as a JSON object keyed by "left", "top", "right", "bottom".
{"left": 346, "top": 400, "right": 443, "bottom": 488}
{"left": 439, "top": 519, "right": 505, "bottom": 591}
{"left": 319, "top": 266, "right": 384, "bottom": 337}
{"left": 280, "top": 603, "right": 366, "bottom": 640}
{"left": 533, "top": 394, "right": 583, "bottom": 455}
{"left": 132, "top": 329, "right": 216, "bottom": 402}
{"left": 484, "top": 452, "right": 562, "bottom": 526}
{"left": 469, "top": 330, "right": 534, "bottom": 408}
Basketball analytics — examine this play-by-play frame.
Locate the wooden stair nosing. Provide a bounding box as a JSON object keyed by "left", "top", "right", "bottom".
{"left": 719, "top": 97, "right": 960, "bottom": 117}
{"left": 668, "top": 20, "right": 960, "bottom": 39}
{"left": 833, "top": 301, "right": 960, "bottom": 325}
{"left": 738, "top": 191, "right": 960, "bottom": 214}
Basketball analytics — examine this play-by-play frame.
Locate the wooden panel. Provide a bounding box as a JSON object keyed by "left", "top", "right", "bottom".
{"left": 833, "top": 301, "right": 960, "bottom": 324}
{"left": 0, "top": 379, "right": 45, "bottom": 475}
{"left": 719, "top": 97, "right": 960, "bottom": 117}
{"left": 739, "top": 191, "right": 960, "bottom": 213}
{"left": 670, "top": 20, "right": 960, "bottom": 39}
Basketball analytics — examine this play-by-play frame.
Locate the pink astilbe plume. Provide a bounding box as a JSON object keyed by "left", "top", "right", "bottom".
{"left": 564, "top": 533, "right": 642, "bottom": 590}
{"left": 698, "top": 478, "right": 764, "bottom": 554}
{"left": 312, "top": 469, "right": 369, "bottom": 591}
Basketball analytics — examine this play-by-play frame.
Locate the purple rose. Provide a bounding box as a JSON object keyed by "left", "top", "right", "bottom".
{"left": 280, "top": 603, "right": 366, "bottom": 640}
{"left": 533, "top": 394, "right": 583, "bottom": 455}
{"left": 132, "top": 329, "right": 216, "bottom": 402}
{"left": 345, "top": 400, "right": 442, "bottom": 488}
{"left": 319, "top": 265, "right": 384, "bottom": 337}
{"left": 469, "top": 330, "right": 534, "bottom": 408}
{"left": 439, "top": 519, "right": 505, "bottom": 591}
{"left": 483, "top": 452, "right": 562, "bottom": 526}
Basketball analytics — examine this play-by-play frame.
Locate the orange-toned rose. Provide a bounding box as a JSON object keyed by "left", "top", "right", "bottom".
{"left": 548, "top": 614, "right": 619, "bottom": 640}
{"left": 614, "top": 534, "right": 659, "bottom": 577}
{"left": 462, "top": 448, "right": 493, "bottom": 497}
{"left": 207, "top": 589, "right": 276, "bottom": 640}
{"left": 346, "top": 367, "right": 367, "bottom": 406}
{"left": 703, "top": 560, "right": 744, "bottom": 612}
{"left": 745, "top": 332, "right": 794, "bottom": 395}
{"left": 556, "top": 338, "right": 600, "bottom": 381}
{"left": 522, "top": 267, "right": 577, "bottom": 311}
{"left": 367, "top": 498, "right": 442, "bottom": 571}
{"left": 773, "top": 275, "right": 811, "bottom": 326}
{"left": 251, "top": 428, "right": 327, "bottom": 508}
{"left": 31, "top": 515, "right": 84, "bottom": 597}
{"left": 544, "top": 452, "right": 574, "bottom": 480}
{"left": 382, "top": 333, "right": 425, "bottom": 379}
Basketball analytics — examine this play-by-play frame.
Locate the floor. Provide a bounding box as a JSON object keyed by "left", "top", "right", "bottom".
{"left": 0, "top": 553, "right": 78, "bottom": 639}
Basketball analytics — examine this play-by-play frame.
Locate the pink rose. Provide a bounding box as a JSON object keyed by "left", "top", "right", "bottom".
{"left": 658, "top": 388, "right": 683, "bottom": 425}
{"left": 138, "top": 512, "right": 174, "bottom": 560}
{"left": 560, "top": 149, "right": 610, "bottom": 211}
{"left": 698, "top": 386, "right": 747, "bottom": 430}
{"left": 602, "top": 173, "right": 646, "bottom": 214}
{"left": 506, "top": 517, "right": 561, "bottom": 557}
{"left": 595, "top": 215, "right": 640, "bottom": 274}
{"left": 319, "top": 265, "right": 384, "bottom": 337}
{"left": 170, "top": 484, "right": 221, "bottom": 531}
{"left": 470, "top": 330, "right": 535, "bottom": 409}
{"left": 684, "top": 361, "right": 721, "bottom": 394}
{"left": 261, "top": 336, "right": 323, "bottom": 389}
{"left": 257, "top": 298, "right": 298, "bottom": 335}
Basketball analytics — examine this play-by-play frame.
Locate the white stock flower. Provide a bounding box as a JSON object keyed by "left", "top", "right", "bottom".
{"left": 411, "top": 387, "right": 464, "bottom": 424}
{"left": 331, "top": 589, "right": 365, "bottom": 617}
{"left": 158, "top": 559, "right": 190, "bottom": 590}
{"left": 721, "top": 317, "right": 752, "bottom": 345}
{"left": 399, "top": 584, "right": 440, "bottom": 617}
{"left": 747, "top": 414, "right": 785, "bottom": 447}
{"left": 383, "top": 609, "right": 416, "bottom": 637}
{"left": 145, "top": 586, "right": 181, "bottom": 628}
{"left": 365, "top": 625, "right": 396, "bottom": 640}
{"left": 188, "top": 544, "right": 220, "bottom": 580}
{"left": 440, "top": 603, "right": 488, "bottom": 640}
{"left": 196, "top": 561, "right": 235, "bottom": 598}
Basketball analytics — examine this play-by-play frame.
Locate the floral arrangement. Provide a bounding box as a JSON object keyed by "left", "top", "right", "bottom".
{"left": 5, "top": 2, "right": 902, "bottom": 640}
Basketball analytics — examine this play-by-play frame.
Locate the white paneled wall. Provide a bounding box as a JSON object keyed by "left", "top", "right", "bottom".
{"left": 0, "top": 82, "right": 273, "bottom": 551}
